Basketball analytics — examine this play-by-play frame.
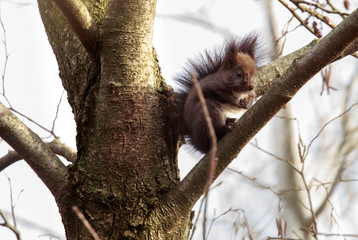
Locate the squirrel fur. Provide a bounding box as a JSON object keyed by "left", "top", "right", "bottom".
{"left": 171, "top": 33, "right": 260, "bottom": 153}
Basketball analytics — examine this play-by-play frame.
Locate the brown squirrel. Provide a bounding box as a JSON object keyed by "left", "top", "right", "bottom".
{"left": 171, "top": 33, "right": 260, "bottom": 153}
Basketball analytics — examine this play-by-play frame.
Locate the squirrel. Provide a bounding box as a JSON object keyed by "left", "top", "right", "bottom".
{"left": 171, "top": 33, "right": 260, "bottom": 153}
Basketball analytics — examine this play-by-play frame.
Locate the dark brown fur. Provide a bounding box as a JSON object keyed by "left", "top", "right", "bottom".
{"left": 171, "top": 33, "right": 260, "bottom": 153}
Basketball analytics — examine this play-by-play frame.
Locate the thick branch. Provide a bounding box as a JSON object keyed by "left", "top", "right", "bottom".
{"left": 0, "top": 139, "right": 77, "bottom": 171}
{"left": 255, "top": 39, "right": 318, "bottom": 96}
{"left": 47, "top": 138, "right": 77, "bottom": 163}
{"left": 50, "top": 0, "right": 98, "bottom": 57}
{"left": 166, "top": 8, "right": 358, "bottom": 212}
{"left": 0, "top": 102, "right": 70, "bottom": 201}
{"left": 256, "top": 36, "right": 358, "bottom": 96}
{"left": 0, "top": 150, "right": 22, "bottom": 171}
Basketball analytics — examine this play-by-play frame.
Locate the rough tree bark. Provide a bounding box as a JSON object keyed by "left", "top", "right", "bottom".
{"left": 0, "top": 0, "right": 357, "bottom": 239}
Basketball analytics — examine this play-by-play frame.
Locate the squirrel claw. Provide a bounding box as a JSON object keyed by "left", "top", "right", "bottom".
{"left": 225, "top": 118, "right": 237, "bottom": 129}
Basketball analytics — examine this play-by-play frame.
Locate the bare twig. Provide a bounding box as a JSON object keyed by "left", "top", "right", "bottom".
{"left": 38, "top": 234, "right": 62, "bottom": 239}
{"left": 156, "top": 13, "right": 232, "bottom": 38}
{"left": 250, "top": 141, "right": 301, "bottom": 173}
{"left": 188, "top": 195, "right": 205, "bottom": 240}
{"left": 327, "top": 0, "right": 350, "bottom": 18}
{"left": 51, "top": 89, "right": 65, "bottom": 134}
{"left": 0, "top": 102, "right": 70, "bottom": 201}
{"left": 206, "top": 208, "right": 253, "bottom": 240}
{"left": 291, "top": 0, "right": 349, "bottom": 17}
{"left": 5, "top": 174, "right": 23, "bottom": 229}
{"left": 227, "top": 167, "right": 280, "bottom": 195}
{"left": 276, "top": 217, "right": 288, "bottom": 239}
{"left": 315, "top": 231, "right": 358, "bottom": 237}
{"left": 275, "top": 16, "right": 297, "bottom": 57}
{"left": 277, "top": 0, "right": 317, "bottom": 36}
{"left": 191, "top": 74, "right": 218, "bottom": 191}
{"left": 72, "top": 206, "right": 100, "bottom": 240}
{"left": 267, "top": 237, "right": 302, "bottom": 240}
{"left": 312, "top": 70, "right": 358, "bottom": 223}
{"left": 0, "top": 4, "right": 11, "bottom": 107}
{"left": 320, "top": 65, "right": 336, "bottom": 95}
{"left": 1, "top": 4, "right": 60, "bottom": 139}
{"left": 0, "top": 209, "right": 20, "bottom": 240}
{"left": 8, "top": 107, "right": 58, "bottom": 138}
{"left": 279, "top": 0, "right": 358, "bottom": 58}
{"left": 298, "top": 165, "right": 318, "bottom": 239}
{"left": 278, "top": 102, "right": 358, "bottom": 239}
{"left": 191, "top": 73, "right": 218, "bottom": 240}
{"left": 311, "top": 178, "right": 337, "bottom": 220}
{"left": 301, "top": 228, "right": 358, "bottom": 238}
{"left": 38, "top": 234, "right": 61, "bottom": 240}
{"left": 305, "top": 103, "right": 358, "bottom": 158}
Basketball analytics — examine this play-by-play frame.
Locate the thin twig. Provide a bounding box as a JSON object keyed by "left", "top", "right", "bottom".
{"left": 206, "top": 208, "right": 253, "bottom": 240}
{"left": 0, "top": 7, "right": 58, "bottom": 138}
{"left": 191, "top": 73, "right": 218, "bottom": 240}
{"left": 250, "top": 141, "right": 301, "bottom": 174}
{"left": 5, "top": 174, "right": 23, "bottom": 228}
{"left": 9, "top": 107, "right": 58, "bottom": 138}
{"left": 327, "top": 0, "right": 349, "bottom": 18}
{"left": 0, "top": 209, "right": 21, "bottom": 240}
{"left": 188, "top": 195, "right": 205, "bottom": 240}
{"left": 228, "top": 167, "right": 280, "bottom": 195}
{"left": 0, "top": 3, "right": 11, "bottom": 107}
{"left": 72, "top": 206, "right": 100, "bottom": 240}
{"left": 191, "top": 74, "right": 218, "bottom": 189}
{"left": 51, "top": 89, "right": 65, "bottom": 134}
{"left": 278, "top": 0, "right": 317, "bottom": 36}
{"left": 298, "top": 167, "right": 318, "bottom": 239}
{"left": 291, "top": 0, "right": 349, "bottom": 17}
{"left": 281, "top": 0, "right": 358, "bottom": 58}
{"left": 293, "top": 2, "right": 337, "bottom": 28}
{"left": 305, "top": 103, "right": 358, "bottom": 158}
{"left": 315, "top": 232, "right": 358, "bottom": 237}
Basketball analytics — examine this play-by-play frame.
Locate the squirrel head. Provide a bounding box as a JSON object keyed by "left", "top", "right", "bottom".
{"left": 220, "top": 48, "right": 257, "bottom": 93}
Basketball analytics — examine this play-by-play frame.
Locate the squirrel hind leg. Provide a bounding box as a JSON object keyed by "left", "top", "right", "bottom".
{"left": 186, "top": 113, "right": 212, "bottom": 153}
{"left": 186, "top": 101, "right": 229, "bottom": 153}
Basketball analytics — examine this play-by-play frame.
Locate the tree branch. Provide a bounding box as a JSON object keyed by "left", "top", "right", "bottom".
{"left": 50, "top": 0, "right": 98, "bottom": 57}
{"left": 255, "top": 39, "right": 318, "bottom": 96}
{"left": 0, "top": 150, "right": 22, "bottom": 171}
{"left": 165, "top": 8, "right": 358, "bottom": 212}
{"left": 0, "top": 102, "right": 70, "bottom": 201}
{"left": 0, "top": 210, "right": 20, "bottom": 240}
{"left": 47, "top": 138, "right": 77, "bottom": 163}
{"left": 0, "top": 139, "right": 77, "bottom": 171}
{"left": 255, "top": 35, "right": 358, "bottom": 97}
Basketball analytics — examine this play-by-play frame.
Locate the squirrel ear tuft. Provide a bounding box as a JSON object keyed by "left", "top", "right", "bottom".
{"left": 246, "top": 45, "right": 256, "bottom": 61}
{"left": 238, "top": 33, "right": 258, "bottom": 62}
{"left": 221, "top": 45, "right": 238, "bottom": 70}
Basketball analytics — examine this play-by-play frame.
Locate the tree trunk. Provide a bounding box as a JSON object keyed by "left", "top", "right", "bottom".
{"left": 37, "top": 0, "right": 191, "bottom": 239}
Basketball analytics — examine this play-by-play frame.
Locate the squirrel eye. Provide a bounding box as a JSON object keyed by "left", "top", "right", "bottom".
{"left": 236, "top": 70, "right": 243, "bottom": 77}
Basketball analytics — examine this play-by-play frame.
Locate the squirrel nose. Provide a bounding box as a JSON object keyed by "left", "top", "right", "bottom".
{"left": 247, "top": 84, "right": 254, "bottom": 91}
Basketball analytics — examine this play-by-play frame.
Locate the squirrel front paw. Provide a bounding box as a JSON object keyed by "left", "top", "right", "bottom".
{"left": 225, "top": 118, "right": 237, "bottom": 129}
{"left": 236, "top": 93, "right": 255, "bottom": 109}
